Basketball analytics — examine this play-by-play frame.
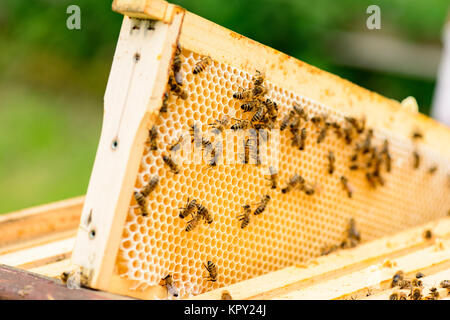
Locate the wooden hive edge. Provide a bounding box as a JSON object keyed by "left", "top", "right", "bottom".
{"left": 0, "top": 196, "right": 83, "bottom": 248}
{"left": 191, "top": 217, "right": 450, "bottom": 300}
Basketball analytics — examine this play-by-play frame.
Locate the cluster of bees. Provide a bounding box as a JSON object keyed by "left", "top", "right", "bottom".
{"left": 159, "top": 261, "right": 218, "bottom": 298}
{"left": 389, "top": 270, "right": 450, "bottom": 300}
{"left": 132, "top": 46, "right": 449, "bottom": 298}
{"left": 179, "top": 198, "right": 213, "bottom": 231}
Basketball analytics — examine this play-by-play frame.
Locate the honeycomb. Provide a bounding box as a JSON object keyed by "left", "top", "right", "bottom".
{"left": 114, "top": 48, "right": 450, "bottom": 298}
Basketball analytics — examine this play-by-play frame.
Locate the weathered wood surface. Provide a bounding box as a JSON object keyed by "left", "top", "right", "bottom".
{"left": 0, "top": 196, "right": 83, "bottom": 247}
{"left": 0, "top": 264, "right": 133, "bottom": 300}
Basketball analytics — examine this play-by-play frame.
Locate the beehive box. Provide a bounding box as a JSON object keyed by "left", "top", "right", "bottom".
{"left": 0, "top": 199, "right": 448, "bottom": 300}
{"left": 69, "top": 0, "right": 450, "bottom": 299}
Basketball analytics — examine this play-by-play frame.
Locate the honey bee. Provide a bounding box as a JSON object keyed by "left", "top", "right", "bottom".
{"left": 411, "top": 278, "right": 423, "bottom": 288}
{"left": 160, "top": 274, "right": 179, "bottom": 297}
{"left": 293, "top": 103, "right": 308, "bottom": 121}
{"left": 185, "top": 213, "right": 202, "bottom": 232}
{"left": 289, "top": 116, "right": 300, "bottom": 134}
{"left": 169, "top": 74, "right": 188, "bottom": 100}
{"left": 350, "top": 147, "right": 359, "bottom": 162}
{"left": 412, "top": 130, "right": 423, "bottom": 140}
{"left": 390, "top": 291, "right": 407, "bottom": 300}
{"left": 344, "top": 116, "right": 359, "bottom": 132}
{"left": 251, "top": 104, "right": 268, "bottom": 123}
{"left": 241, "top": 138, "right": 251, "bottom": 164}
{"left": 253, "top": 195, "right": 270, "bottom": 215}
{"left": 264, "top": 99, "right": 278, "bottom": 114}
{"left": 413, "top": 150, "right": 420, "bottom": 169}
{"left": 361, "top": 129, "right": 373, "bottom": 154}
{"left": 340, "top": 176, "right": 353, "bottom": 198}
{"left": 162, "top": 154, "right": 180, "bottom": 174}
{"left": 302, "top": 183, "right": 315, "bottom": 196}
{"left": 201, "top": 137, "right": 213, "bottom": 152}
{"left": 209, "top": 116, "right": 229, "bottom": 135}
{"left": 141, "top": 176, "right": 159, "bottom": 197}
{"left": 298, "top": 128, "right": 307, "bottom": 151}
{"left": 268, "top": 166, "right": 278, "bottom": 189}
{"left": 250, "top": 137, "right": 262, "bottom": 166}
{"left": 169, "top": 135, "right": 183, "bottom": 152}
{"left": 357, "top": 117, "right": 366, "bottom": 134}
{"left": 160, "top": 91, "right": 169, "bottom": 113}
{"left": 316, "top": 126, "right": 328, "bottom": 144}
{"left": 381, "top": 139, "right": 392, "bottom": 172}
{"left": 341, "top": 237, "right": 359, "bottom": 249}
{"left": 280, "top": 109, "right": 296, "bottom": 131}
{"left": 391, "top": 270, "right": 405, "bottom": 288}
{"left": 233, "top": 88, "right": 253, "bottom": 100}
{"left": 344, "top": 116, "right": 357, "bottom": 129}
{"left": 203, "top": 261, "right": 218, "bottom": 282}
{"left": 193, "top": 56, "right": 212, "bottom": 74}
{"left": 320, "top": 244, "right": 339, "bottom": 256}
{"left": 231, "top": 119, "right": 251, "bottom": 131}
{"left": 208, "top": 142, "right": 223, "bottom": 167}
{"left": 148, "top": 125, "right": 158, "bottom": 151}
{"left": 172, "top": 44, "right": 183, "bottom": 87}
{"left": 179, "top": 198, "right": 197, "bottom": 219}
{"left": 365, "top": 147, "right": 376, "bottom": 169}
{"left": 289, "top": 118, "right": 301, "bottom": 148}
{"left": 328, "top": 121, "right": 342, "bottom": 138}
{"left": 415, "top": 272, "right": 425, "bottom": 279}
{"left": 256, "top": 115, "right": 275, "bottom": 130}
{"left": 425, "top": 287, "right": 439, "bottom": 300}
{"left": 365, "top": 172, "right": 377, "bottom": 188}
{"left": 240, "top": 99, "right": 261, "bottom": 112}
{"left": 428, "top": 165, "right": 438, "bottom": 175}
{"left": 172, "top": 43, "right": 182, "bottom": 73}
{"left": 237, "top": 205, "right": 251, "bottom": 229}
{"left": 252, "top": 70, "right": 265, "bottom": 86}
{"left": 189, "top": 123, "right": 201, "bottom": 145}
{"left": 344, "top": 116, "right": 365, "bottom": 134}
{"left": 373, "top": 170, "right": 385, "bottom": 187}
{"left": 349, "top": 164, "right": 359, "bottom": 171}
{"left": 281, "top": 173, "right": 303, "bottom": 193}
{"left": 343, "top": 125, "right": 353, "bottom": 145}
{"left": 60, "top": 271, "right": 70, "bottom": 284}
{"left": 221, "top": 290, "right": 233, "bottom": 300}
{"left": 347, "top": 217, "right": 361, "bottom": 242}
{"left": 134, "top": 191, "right": 149, "bottom": 216}
{"left": 397, "top": 279, "right": 412, "bottom": 289}
{"left": 310, "top": 115, "right": 322, "bottom": 126}
{"left": 440, "top": 280, "right": 450, "bottom": 288}
{"left": 171, "top": 85, "right": 188, "bottom": 100}
{"left": 197, "top": 203, "right": 213, "bottom": 224}
{"left": 398, "top": 292, "right": 408, "bottom": 300}
{"left": 252, "top": 85, "right": 267, "bottom": 97}
{"left": 423, "top": 229, "right": 433, "bottom": 240}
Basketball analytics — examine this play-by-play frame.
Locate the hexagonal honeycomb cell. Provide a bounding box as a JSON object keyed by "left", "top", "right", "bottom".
{"left": 114, "top": 48, "right": 450, "bottom": 298}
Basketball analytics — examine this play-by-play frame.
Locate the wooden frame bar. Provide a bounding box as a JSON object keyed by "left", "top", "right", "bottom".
{"left": 0, "top": 196, "right": 83, "bottom": 248}
{"left": 70, "top": 10, "right": 185, "bottom": 291}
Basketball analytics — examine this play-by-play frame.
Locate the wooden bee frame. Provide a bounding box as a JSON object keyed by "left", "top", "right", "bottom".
{"left": 70, "top": 0, "right": 450, "bottom": 299}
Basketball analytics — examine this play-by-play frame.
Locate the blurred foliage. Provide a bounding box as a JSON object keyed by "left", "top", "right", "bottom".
{"left": 0, "top": 0, "right": 448, "bottom": 213}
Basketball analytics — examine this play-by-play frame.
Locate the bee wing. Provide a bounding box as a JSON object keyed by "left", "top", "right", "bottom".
{"left": 167, "top": 284, "right": 179, "bottom": 297}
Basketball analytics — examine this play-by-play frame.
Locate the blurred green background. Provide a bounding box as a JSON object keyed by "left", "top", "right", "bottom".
{"left": 0, "top": 0, "right": 448, "bottom": 214}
